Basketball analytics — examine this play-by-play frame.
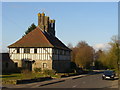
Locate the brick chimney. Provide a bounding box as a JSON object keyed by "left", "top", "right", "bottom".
{"left": 38, "top": 13, "right": 41, "bottom": 26}
{"left": 49, "top": 20, "right": 55, "bottom": 36}
{"left": 38, "top": 12, "right": 55, "bottom": 36}
{"left": 45, "top": 16, "right": 49, "bottom": 32}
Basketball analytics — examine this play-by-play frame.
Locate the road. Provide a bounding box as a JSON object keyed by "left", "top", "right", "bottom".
{"left": 38, "top": 72, "right": 118, "bottom": 88}
{"left": 3, "top": 71, "right": 118, "bottom": 89}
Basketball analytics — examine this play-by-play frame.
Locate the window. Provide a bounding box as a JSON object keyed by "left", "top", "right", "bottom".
{"left": 66, "top": 51, "right": 70, "bottom": 55}
{"left": 24, "top": 48, "right": 30, "bottom": 53}
{"left": 34, "top": 48, "right": 37, "bottom": 53}
{"left": 59, "top": 50, "right": 62, "bottom": 55}
{"left": 17, "top": 48, "right": 20, "bottom": 53}
{"left": 54, "top": 49, "right": 57, "bottom": 55}
{"left": 63, "top": 50, "right": 66, "bottom": 55}
{"left": 66, "top": 51, "right": 68, "bottom": 55}
{"left": 68, "top": 51, "right": 70, "bottom": 55}
{"left": 53, "top": 49, "right": 56, "bottom": 55}
{"left": 43, "top": 63, "right": 47, "bottom": 68}
{"left": 62, "top": 50, "right": 64, "bottom": 55}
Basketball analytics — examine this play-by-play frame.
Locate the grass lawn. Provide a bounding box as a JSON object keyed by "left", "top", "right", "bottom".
{"left": 1, "top": 71, "right": 78, "bottom": 85}
{"left": 1, "top": 73, "right": 46, "bottom": 82}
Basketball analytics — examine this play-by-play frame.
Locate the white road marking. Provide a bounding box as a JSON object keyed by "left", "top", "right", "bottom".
{"left": 72, "top": 85, "right": 77, "bottom": 87}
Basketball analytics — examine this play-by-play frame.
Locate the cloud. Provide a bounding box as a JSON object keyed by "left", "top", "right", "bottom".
{"left": 93, "top": 43, "right": 111, "bottom": 51}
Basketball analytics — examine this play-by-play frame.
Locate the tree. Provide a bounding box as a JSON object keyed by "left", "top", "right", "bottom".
{"left": 98, "top": 51, "right": 109, "bottom": 69}
{"left": 94, "top": 49, "right": 104, "bottom": 69}
{"left": 74, "top": 41, "right": 94, "bottom": 69}
{"left": 24, "top": 23, "right": 36, "bottom": 36}
{"left": 98, "top": 35, "right": 119, "bottom": 70}
{"left": 108, "top": 35, "right": 120, "bottom": 70}
{"left": 71, "top": 47, "right": 79, "bottom": 62}
{"left": 67, "top": 43, "right": 73, "bottom": 49}
{"left": 76, "top": 41, "right": 88, "bottom": 48}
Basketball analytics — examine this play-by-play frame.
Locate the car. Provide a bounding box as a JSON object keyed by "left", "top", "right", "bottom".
{"left": 102, "top": 70, "right": 116, "bottom": 80}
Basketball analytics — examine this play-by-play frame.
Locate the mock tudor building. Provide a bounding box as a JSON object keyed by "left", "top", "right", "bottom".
{"left": 8, "top": 13, "right": 71, "bottom": 72}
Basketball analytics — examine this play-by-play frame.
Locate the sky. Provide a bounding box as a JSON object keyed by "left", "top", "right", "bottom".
{"left": 2, "top": 2, "right": 118, "bottom": 52}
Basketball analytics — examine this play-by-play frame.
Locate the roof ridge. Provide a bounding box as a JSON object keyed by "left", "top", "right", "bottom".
{"left": 8, "top": 26, "right": 71, "bottom": 51}
{"left": 8, "top": 27, "right": 53, "bottom": 48}
{"left": 36, "top": 27, "right": 54, "bottom": 47}
{"left": 8, "top": 28, "right": 38, "bottom": 47}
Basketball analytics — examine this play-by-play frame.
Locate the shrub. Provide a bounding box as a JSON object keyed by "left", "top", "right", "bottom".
{"left": 34, "top": 68, "right": 41, "bottom": 73}
{"left": 43, "top": 69, "right": 56, "bottom": 76}
{"left": 21, "top": 69, "right": 31, "bottom": 74}
{"left": 51, "top": 74, "right": 61, "bottom": 78}
{"left": 21, "top": 69, "right": 32, "bottom": 78}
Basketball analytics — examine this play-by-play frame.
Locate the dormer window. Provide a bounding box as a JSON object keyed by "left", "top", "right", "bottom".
{"left": 24, "top": 48, "right": 30, "bottom": 53}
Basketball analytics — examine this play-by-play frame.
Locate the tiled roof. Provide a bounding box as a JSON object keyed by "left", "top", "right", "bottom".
{"left": 44, "top": 32, "right": 70, "bottom": 50}
{"left": 8, "top": 27, "right": 71, "bottom": 50}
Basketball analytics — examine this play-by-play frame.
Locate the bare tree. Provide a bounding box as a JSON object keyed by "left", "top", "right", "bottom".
{"left": 74, "top": 41, "right": 94, "bottom": 69}
{"left": 67, "top": 43, "right": 73, "bottom": 49}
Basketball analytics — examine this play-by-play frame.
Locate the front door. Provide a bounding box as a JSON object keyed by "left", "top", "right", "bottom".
{"left": 24, "top": 61, "right": 32, "bottom": 71}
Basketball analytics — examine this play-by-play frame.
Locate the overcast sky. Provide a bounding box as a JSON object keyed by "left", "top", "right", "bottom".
{"left": 2, "top": 2, "right": 118, "bottom": 52}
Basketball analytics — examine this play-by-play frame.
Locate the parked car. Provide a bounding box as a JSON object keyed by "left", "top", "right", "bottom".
{"left": 102, "top": 70, "right": 116, "bottom": 80}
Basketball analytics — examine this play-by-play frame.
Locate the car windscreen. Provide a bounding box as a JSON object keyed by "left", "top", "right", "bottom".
{"left": 104, "top": 71, "right": 114, "bottom": 75}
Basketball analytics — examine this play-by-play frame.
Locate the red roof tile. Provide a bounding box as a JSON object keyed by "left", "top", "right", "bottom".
{"left": 8, "top": 27, "right": 70, "bottom": 50}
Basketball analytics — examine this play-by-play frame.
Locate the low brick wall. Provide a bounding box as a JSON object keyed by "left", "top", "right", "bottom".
{"left": 2, "top": 80, "right": 17, "bottom": 85}
{"left": 2, "top": 77, "right": 52, "bottom": 85}
{"left": 17, "top": 77, "right": 52, "bottom": 84}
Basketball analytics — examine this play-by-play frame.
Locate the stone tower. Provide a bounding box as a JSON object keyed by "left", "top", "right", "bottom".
{"left": 38, "top": 12, "right": 55, "bottom": 36}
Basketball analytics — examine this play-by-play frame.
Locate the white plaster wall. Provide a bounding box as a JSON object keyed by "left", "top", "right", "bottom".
{"left": 9, "top": 48, "right": 70, "bottom": 61}
{"left": 9, "top": 48, "right": 53, "bottom": 60}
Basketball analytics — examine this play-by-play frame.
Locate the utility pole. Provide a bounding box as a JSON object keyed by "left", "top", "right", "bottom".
{"left": 91, "top": 49, "right": 96, "bottom": 70}
{"left": 118, "top": 1, "right": 120, "bottom": 89}
{"left": 116, "top": 43, "right": 120, "bottom": 90}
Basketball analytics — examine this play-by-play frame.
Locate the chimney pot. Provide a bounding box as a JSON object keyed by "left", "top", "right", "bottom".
{"left": 41, "top": 12, "right": 45, "bottom": 16}
{"left": 52, "top": 20, "right": 55, "bottom": 23}
{"left": 38, "top": 13, "right": 41, "bottom": 16}
{"left": 37, "top": 12, "right": 55, "bottom": 36}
